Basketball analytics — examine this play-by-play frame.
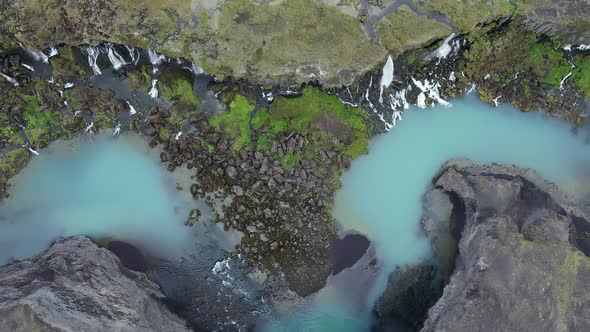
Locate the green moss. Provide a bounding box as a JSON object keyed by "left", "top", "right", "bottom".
{"left": 158, "top": 127, "right": 170, "bottom": 141}
{"left": 0, "top": 147, "right": 31, "bottom": 178}
{"left": 573, "top": 55, "right": 590, "bottom": 97}
{"left": 157, "top": 70, "right": 201, "bottom": 130}
{"left": 21, "top": 95, "right": 60, "bottom": 147}
{"left": 281, "top": 152, "right": 300, "bottom": 170}
{"left": 268, "top": 87, "right": 369, "bottom": 158}
{"left": 209, "top": 94, "right": 257, "bottom": 150}
{"left": 93, "top": 110, "right": 116, "bottom": 130}
{"left": 159, "top": 71, "right": 200, "bottom": 109}
{"left": 126, "top": 66, "right": 152, "bottom": 92}
{"left": 0, "top": 113, "right": 25, "bottom": 146}
{"left": 49, "top": 46, "right": 87, "bottom": 82}
{"left": 375, "top": 4, "right": 452, "bottom": 53}
{"left": 526, "top": 42, "right": 571, "bottom": 87}
{"left": 200, "top": 139, "right": 215, "bottom": 153}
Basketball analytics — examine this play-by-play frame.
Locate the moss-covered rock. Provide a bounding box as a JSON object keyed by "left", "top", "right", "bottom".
{"left": 267, "top": 87, "right": 369, "bottom": 159}
{"left": 49, "top": 46, "right": 88, "bottom": 83}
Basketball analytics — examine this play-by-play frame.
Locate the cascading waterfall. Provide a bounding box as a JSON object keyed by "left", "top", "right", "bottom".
{"left": 112, "top": 124, "right": 122, "bottom": 136}
{"left": 149, "top": 79, "right": 159, "bottom": 99}
{"left": 127, "top": 101, "right": 137, "bottom": 115}
{"left": 411, "top": 77, "right": 450, "bottom": 108}
{"left": 379, "top": 55, "right": 394, "bottom": 104}
{"left": 84, "top": 122, "right": 94, "bottom": 133}
{"left": 47, "top": 46, "right": 58, "bottom": 58}
{"left": 83, "top": 46, "right": 102, "bottom": 75}
{"left": 105, "top": 44, "right": 128, "bottom": 70}
{"left": 431, "top": 34, "right": 459, "bottom": 62}
{"left": 21, "top": 63, "right": 35, "bottom": 71}
{"left": 125, "top": 45, "right": 140, "bottom": 65}
{"left": 0, "top": 72, "right": 19, "bottom": 86}
{"left": 24, "top": 47, "right": 49, "bottom": 63}
{"left": 148, "top": 48, "right": 166, "bottom": 66}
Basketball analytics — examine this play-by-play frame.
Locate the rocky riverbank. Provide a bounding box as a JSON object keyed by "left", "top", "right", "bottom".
{"left": 0, "top": 236, "right": 191, "bottom": 331}
{"left": 375, "top": 159, "right": 590, "bottom": 331}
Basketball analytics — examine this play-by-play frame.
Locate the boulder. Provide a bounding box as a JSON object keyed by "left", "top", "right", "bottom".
{"left": 0, "top": 236, "right": 190, "bottom": 332}
{"left": 419, "top": 159, "right": 590, "bottom": 332}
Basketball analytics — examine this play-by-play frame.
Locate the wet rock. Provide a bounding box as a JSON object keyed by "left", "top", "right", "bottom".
{"left": 190, "top": 184, "right": 199, "bottom": 197}
{"left": 160, "top": 152, "right": 168, "bottom": 162}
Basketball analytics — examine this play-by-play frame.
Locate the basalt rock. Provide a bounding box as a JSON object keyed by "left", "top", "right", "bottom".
{"left": 419, "top": 159, "right": 590, "bottom": 332}
{"left": 0, "top": 236, "right": 191, "bottom": 332}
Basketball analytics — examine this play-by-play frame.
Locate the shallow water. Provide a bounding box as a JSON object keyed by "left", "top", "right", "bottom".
{"left": 0, "top": 132, "right": 234, "bottom": 264}
{"left": 267, "top": 94, "right": 590, "bottom": 331}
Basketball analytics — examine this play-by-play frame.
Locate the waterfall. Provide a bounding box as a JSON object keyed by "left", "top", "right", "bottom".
{"left": 21, "top": 63, "right": 35, "bottom": 71}
{"left": 127, "top": 101, "right": 137, "bottom": 115}
{"left": 83, "top": 46, "right": 102, "bottom": 75}
{"left": 148, "top": 49, "right": 166, "bottom": 66}
{"left": 412, "top": 77, "right": 449, "bottom": 107}
{"left": 125, "top": 45, "right": 140, "bottom": 65}
{"left": 106, "top": 44, "right": 128, "bottom": 70}
{"left": 0, "top": 72, "right": 19, "bottom": 86}
{"left": 84, "top": 122, "right": 94, "bottom": 133}
{"left": 379, "top": 55, "right": 394, "bottom": 104}
{"left": 149, "top": 79, "right": 159, "bottom": 99}
{"left": 113, "top": 124, "right": 121, "bottom": 137}
{"left": 46, "top": 45, "right": 58, "bottom": 59}
{"left": 24, "top": 47, "right": 49, "bottom": 63}
{"left": 432, "top": 33, "right": 457, "bottom": 61}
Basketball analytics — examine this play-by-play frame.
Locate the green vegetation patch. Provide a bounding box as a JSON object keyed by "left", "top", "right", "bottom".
{"left": 209, "top": 94, "right": 257, "bottom": 150}
{"left": 126, "top": 66, "right": 152, "bottom": 92}
{"left": 158, "top": 70, "right": 201, "bottom": 130}
{"left": 526, "top": 42, "right": 571, "bottom": 87}
{"left": 375, "top": 4, "right": 452, "bottom": 54}
{"left": 573, "top": 55, "right": 590, "bottom": 97}
{"left": 464, "top": 28, "right": 571, "bottom": 89}
{"left": 0, "top": 148, "right": 31, "bottom": 179}
{"left": 49, "top": 46, "right": 87, "bottom": 82}
{"left": 267, "top": 87, "right": 369, "bottom": 158}
{"left": 21, "top": 95, "right": 60, "bottom": 147}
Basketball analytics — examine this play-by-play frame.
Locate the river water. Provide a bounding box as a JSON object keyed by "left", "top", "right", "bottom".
{"left": 0, "top": 94, "right": 589, "bottom": 331}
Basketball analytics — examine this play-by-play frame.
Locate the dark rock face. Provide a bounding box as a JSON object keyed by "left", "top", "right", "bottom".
{"left": 0, "top": 236, "right": 191, "bottom": 332}
{"left": 373, "top": 264, "right": 443, "bottom": 331}
{"left": 420, "top": 159, "right": 590, "bottom": 332}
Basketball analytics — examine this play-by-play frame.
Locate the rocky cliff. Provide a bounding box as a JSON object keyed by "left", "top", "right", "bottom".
{"left": 0, "top": 236, "right": 191, "bottom": 332}
{"left": 418, "top": 159, "right": 590, "bottom": 331}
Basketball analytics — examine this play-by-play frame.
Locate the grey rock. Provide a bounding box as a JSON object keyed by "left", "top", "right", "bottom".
{"left": 0, "top": 236, "right": 190, "bottom": 332}
{"left": 226, "top": 165, "right": 238, "bottom": 179}
{"left": 232, "top": 185, "right": 244, "bottom": 197}
{"left": 420, "top": 159, "right": 590, "bottom": 332}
